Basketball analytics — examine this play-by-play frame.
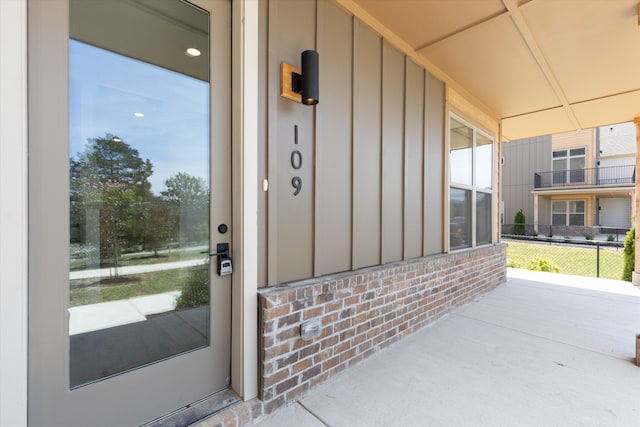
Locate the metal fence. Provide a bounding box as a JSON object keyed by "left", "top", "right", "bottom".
{"left": 503, "top": 235, "right": 626, "bottom": 280}
{"left": 502, "top": 223, "right": 630, "bottom": 243}
{"left": 533, "top": 164, "right": 635, "bottom": 189}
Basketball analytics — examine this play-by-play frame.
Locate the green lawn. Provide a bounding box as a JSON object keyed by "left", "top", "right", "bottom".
{"left": 69, "top": 264, "right": 207, "bottom": 307}
{"left": 506, "top": 240, "right": 624, "bottom": 280}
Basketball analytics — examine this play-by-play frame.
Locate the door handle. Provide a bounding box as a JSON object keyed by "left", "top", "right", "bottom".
{"left": 201, "top": 243, "right": 229, "bottom": 257}
{"left": 202, "top": 243, "right": 232, "bottom": 276}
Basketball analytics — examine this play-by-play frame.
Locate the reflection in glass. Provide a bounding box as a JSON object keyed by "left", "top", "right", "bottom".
{"left": 569, "top": 157, "right": 585, "bottom": 183}
{"left": 68, "top": 0, "right": 211, "bottom": 388}
{"left": 552, "top": 148, "right": 586, "bottom": 185}
{"left": 476, "top": 192, "right": 492, "bottom": 245}
{"left": 569, "top": 200, "right": 585, "bottom": 226}
{"left": 552, "top": 158, "right": 566, "bottom": 185}
{"left": 450, "top": 118, "right": 473, "bottom": 185}
{"left": 552, "top": 201, "right": 567, "bottom": 226}
{"left": 450, "top": 187, "right": 471, "bottom": 250}
{"left": 475, "top": 134, "right": 493, "bottom": 189}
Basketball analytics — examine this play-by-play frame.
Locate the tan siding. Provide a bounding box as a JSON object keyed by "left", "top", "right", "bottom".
{"left": 258, "top": 0, "right": 268, "bottom": 286}
{"left": 268, "top": 0, "right": 316, "bottom": 284}
{"left": 403, "top": 58, "right": 424, "bottom": 259}
{"left": 552, "top": 128, "right": 596, "bottom": 168}
{"left": 446, "top": 87, "right": 499, "bottom": 137}
{"left": 263, "top": 0, "right": 492, "bottom": 285}
{"left": 424, "top": 72, "right": 444, "bottom": 255}
{"left": 501, "top": 136, "right": 551, "bottom": 224}
{"left": 352, "top": 20, "right": 382, "bottom": 269}
{"left": 381, "top": 41, "right": 405, "bottom": 263}
{"left": 314, "top": 1, "right": 353, "bottom": 276}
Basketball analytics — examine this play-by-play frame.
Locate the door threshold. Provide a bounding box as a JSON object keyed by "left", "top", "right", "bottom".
{"left": 142, "top": 388, "right": 241, "bottom": 427}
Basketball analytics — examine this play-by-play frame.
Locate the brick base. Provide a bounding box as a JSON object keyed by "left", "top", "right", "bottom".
{"left": 257, "top": 244, "right": 506, "bottom": 415}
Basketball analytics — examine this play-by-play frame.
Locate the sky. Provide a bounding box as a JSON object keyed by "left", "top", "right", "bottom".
{"left": 69, "top": 40, "right": 210, "bottom": 194}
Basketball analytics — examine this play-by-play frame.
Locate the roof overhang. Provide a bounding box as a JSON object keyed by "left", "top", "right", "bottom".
{"left": 336, "top": 0, "right": 640, "bottom": 141}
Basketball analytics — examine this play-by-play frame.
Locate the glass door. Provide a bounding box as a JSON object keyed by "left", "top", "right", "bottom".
{"left": 29, "top": 1, "right": 232, "bottom": 425}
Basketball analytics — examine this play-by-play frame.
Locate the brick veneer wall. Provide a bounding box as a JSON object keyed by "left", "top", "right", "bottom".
{"left": 257, "top": 244, "right": 506, "bottom": 413}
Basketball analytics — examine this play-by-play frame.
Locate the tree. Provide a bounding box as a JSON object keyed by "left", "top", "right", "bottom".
{"left": 141, "top": 196, "right": 171, "bottom": 257}
{"left": 70, "top": 134, "right": 155, "bottom": 274}
{"left": 512, "top": 209, "right": 526, "bottom": 235}
{"left": 71, "top": 134, "right": 153, "bottom": 194}
{"left": 96, "top": 182, "right": 137, "bottom": 276}
{"left": 161, "top": 172, "right": 209, "bottom": 244}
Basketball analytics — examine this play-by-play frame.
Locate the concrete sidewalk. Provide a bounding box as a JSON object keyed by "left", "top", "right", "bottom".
{"left": 69, "top": 259, "right": 204, "bottom": 280}
{"left": 69, "top": 291, "right": 180, "bottom": 335}
{"left": 251, "top": 269, "right": 640, "bottom": 426}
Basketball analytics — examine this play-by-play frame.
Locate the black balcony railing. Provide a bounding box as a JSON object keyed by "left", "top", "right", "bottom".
{"left": 533, "top": 164, "right": 635, "bottom": 189}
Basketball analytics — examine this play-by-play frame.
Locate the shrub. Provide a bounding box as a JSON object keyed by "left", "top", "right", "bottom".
{"left": 527, "top": 257, "right": 559, "bottom": 273}
{"left": 175, "top": 263, "right": 210, "bottom": 310}
{"left": 512, "top": 209, "right": 526, "bottom": 235}
{"left": 584, "top": 234, "right": 594, "bottom": 240}
{"left": 507, "top": 260, "right": 521, "bottom": 268}
{"left": 607, "top": 234, "right": 615, "bottom": 242}
{"left": 622, "top": 227, "right": 635, "bottom": 282}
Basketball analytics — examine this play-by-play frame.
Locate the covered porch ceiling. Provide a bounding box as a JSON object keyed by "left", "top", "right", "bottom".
{"left": 338, "top": 0, "right": 640, "bottom": 141}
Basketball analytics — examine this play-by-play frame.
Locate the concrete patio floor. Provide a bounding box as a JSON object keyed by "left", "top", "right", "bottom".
{"left": 251, "top": 269, "right": 640, "bottom": 427}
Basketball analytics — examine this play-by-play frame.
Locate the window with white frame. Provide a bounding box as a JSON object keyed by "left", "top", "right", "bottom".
{"left": 551, "top": 200, "right": 585, "bottom": 226}
{"left": 552, "top": 148, "right": 586, "bottom": 185}
{"left": 449, "top": 115, "right": 493, "bottom": 250}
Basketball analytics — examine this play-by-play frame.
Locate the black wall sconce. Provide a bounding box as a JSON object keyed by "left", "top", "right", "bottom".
{"left": 281, "top": 50, "right": 319, "bottom": 105}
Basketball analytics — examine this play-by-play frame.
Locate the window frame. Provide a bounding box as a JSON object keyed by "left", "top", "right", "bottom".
{"left": 551, "top": 199, "right": 586, "bottom": 226}
{"left": 552, "top": 146, "right": 586, "bottom": 185}
{"left": 448, "top": 113, "right": 495, "bottom": 251}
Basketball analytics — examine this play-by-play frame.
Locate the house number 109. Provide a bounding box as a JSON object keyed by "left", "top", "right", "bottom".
{"left": 291, "top": 125, "right": 302, "bottom": 196}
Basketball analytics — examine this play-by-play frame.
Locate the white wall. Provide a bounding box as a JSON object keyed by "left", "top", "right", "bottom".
{"left": 599, "top": 122, "right": 635, "bottom": 157}
{"left": 599, "top": 197, "right": 632, "bottom": 229}
{"left": 0, "top": 0, "right": 28, "bottom": 426}
{"left": 599, "top": 155, "right": 635, "bottom": 168}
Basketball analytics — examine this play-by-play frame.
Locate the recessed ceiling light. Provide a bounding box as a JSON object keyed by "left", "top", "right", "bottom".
{"left": 185, "top": 48, "right": 201, "bottom": 57}
{"left": 134, "top": 112, "right": 144, "bottom": 118}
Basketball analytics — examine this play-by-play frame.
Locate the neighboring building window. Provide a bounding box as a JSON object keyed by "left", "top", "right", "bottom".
{"left": 449, "top": 115, "right": 493, "bottom": 250}
{"left": 552, "top": 200, "right": 585, "bottom": 226}
{"left": 552, "top": 148, "right": 585, "bottom": 184}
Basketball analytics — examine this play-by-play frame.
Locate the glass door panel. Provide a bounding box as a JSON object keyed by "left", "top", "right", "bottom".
{"left": 569, "top": 156, "right": 586, "bottom": 184}
{"left": 68, "top": 35, "right": 211, "bottom": 387}
{"left": 553, "top": 158, "right": 567, "bottom": 185}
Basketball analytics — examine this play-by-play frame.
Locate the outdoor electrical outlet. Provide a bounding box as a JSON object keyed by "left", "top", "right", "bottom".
{"left": 300, "top": 320, "right": 322, "bottom": 341}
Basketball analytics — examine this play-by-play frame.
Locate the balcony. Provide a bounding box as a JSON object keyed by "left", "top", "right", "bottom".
{"left": 534, "top": 164, "right": 635, "bottom": 189}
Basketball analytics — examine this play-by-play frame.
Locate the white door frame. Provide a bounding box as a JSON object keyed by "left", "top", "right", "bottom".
{"left": 0, "top": 1, "right": 28, "bottom": 426}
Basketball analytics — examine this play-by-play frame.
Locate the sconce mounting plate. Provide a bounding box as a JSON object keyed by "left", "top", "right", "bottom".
{"left": 281, "top": 62, "right": 302, "bottom": 103}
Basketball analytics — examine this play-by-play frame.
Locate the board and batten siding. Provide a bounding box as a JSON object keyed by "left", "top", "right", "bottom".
{"left": 501, "top": 135, "right": 551, "bottom": 224}
{"left": 263, "top": 0, "right": 445, "bottom": 286}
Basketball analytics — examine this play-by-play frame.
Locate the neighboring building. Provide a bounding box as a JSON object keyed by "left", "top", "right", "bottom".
{"left": 502, "top": 122, "right": 635, "bottom": 236}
